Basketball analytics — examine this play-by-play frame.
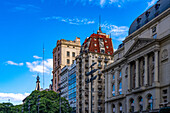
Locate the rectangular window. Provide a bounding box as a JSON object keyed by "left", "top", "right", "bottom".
{"left": 72, "top": 52, "right": 75, "bottom": 57}
{"left": 67, "top": 59, "right": 70, "bottom": 64}
{"left": 72, "top": 60, "right": 74, "bottom": 64}
{"left": 112, "top": 85, "right": 115, "bottom": 96}
{"left": 153, "top": 33, "right": 157, "bottom": 39}
{"left": 67, "top": 51, "right": 70, "bottom": 57}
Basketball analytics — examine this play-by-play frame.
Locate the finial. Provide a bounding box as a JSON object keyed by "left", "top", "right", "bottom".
{"left": 99, "top": 15, "right": 102, "bottom": 33}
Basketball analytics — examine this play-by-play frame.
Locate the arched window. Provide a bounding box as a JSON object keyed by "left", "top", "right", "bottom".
{"left": 147, "top": 94, "right": 153, "bottom": 110}
{"left": 113, "top": 74, "right": 115, "bottom": 80}
{"left": 130, "top": 98, "right": 134, "bottom": 112}
{"left": 119, "top": 82, "right": 122, "bottom": 95}
{"left": 119, "top": 71, "right": 122, "bottom": 77}
{"left": 112, "top": 84, "right": 115, "bottom": 96}
{"left": 112, "top": 104, "right": 115, "bottom": 113}
{"left": 119, "top": 103, "right": 122, "bottom": 113}
{"left": 138, "top": 96, "right": 143, "bottom": 111}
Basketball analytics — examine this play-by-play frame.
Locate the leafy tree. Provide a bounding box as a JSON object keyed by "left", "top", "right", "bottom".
{"left": 22, "top": 90, "right": 72, "bottom": 113}
{"left": 0, "top": 90, "right": 72, "bottom": 113}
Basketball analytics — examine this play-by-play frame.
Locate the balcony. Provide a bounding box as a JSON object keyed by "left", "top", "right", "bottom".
{"left": 98, "top": 85, "right": 102, "bottom": 89}
{"left": 79, "top": 94, "right": 82, "bottom": 98}
{"left": 98, "top": 57, "right": 102, "bottom": 62}
{"left": 85, "top": 91, "right": 88, "bottom": 96}
{"left": 98, "top": 106, "right": 102, "bottom": 111}
{"left": 104, "top": 58, "right": 109, "bottom": 63}
{"left": 98, "top": 92, "right": 102, "bottom": 96}
{"left": 98, "top": 64, "right": 102, "bottom": 69}
{"left": 98, "top": 79, "right": 102, "bottom": 83}
{"left": 85, "top": 84, "right": 89, "bottom": 89}
{"left": 85, "top": 57, "right": 89, "bottom": 62}
{"left": 98, "top": 71, "right": 102, "bottom": 75}
{"left": 98, "top": 99, "right": 102, "bottom": 104}
{"left": 79, "top": 69, "right": 82, "bottom": 73}
{"left": 85, "top": 78, "right": 89, "bottom": 83}
{"left": 85, "top": 64, "right": 89, "bottom": 68}
{"left": 79, "top": 74, "right": 82, "bottom": 79}
{"left": 85, "top": 107, "right": 88, "bottom": 111}
{"left": 85, "top": 99, "right": 88, "bottom": 104}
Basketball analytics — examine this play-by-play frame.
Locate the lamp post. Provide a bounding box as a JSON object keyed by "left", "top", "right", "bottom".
{"left": 85, "top": 62, "right": 98, "bottom": 113}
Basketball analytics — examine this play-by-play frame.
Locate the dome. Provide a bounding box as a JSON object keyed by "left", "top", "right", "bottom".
{"left": 129, "top": 0, "right": 170, "bottom": 35}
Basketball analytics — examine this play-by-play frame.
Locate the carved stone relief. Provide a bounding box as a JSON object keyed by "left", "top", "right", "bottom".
{"left": 161, "top": 49, "right": 168, "bottom": 61}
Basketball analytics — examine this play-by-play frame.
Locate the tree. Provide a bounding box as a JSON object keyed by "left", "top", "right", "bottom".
{"left": 22, "top": 90, "right": 72, "bottom": 113}
{"left": 0, "top": 90, "right": 72, "bottom": 113}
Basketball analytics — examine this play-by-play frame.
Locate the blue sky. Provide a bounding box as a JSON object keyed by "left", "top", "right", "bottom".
{"left": 0, "top": 0, "right": 158, "bottom": 105}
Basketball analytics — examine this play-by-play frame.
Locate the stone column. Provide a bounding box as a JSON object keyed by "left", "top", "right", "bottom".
{"left": 108, "top": 71, "right": 112, "bottom": 97}
{"left": 128, "top": 64, "right": 131, "bottom": 90}
{"left": 154, "top": 51, "right": 159, "bottom": 82}
{"left": 135, "top": 59, "right": 139, "bottom": 88}
{"left": 115, "top": 70, "right": 119, "bottom": 95}
{"left": 144, "top": 55, "right": 148, "bottom": 86}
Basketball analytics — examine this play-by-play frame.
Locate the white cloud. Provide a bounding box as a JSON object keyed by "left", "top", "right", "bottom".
{"left": 6, "top": 61, "right": 24, "bottom": 66}
{"left": 33, "top": 55, "right": 42, "bottom": 59}
{"left": 42, "top": 16, "right": 95, "bottom": 25}
{"left": 0, "top": 92, "right": 29, "bottom": 105}
{"left": 12, "top": 4, "right": 40, "bottom": 13}
{"left": 101, "top": 23, "right": 129, "bottom": 41}
{"left": 26, "top": 59, "right": 52, "bottom": 74}
{"left": 145, "top": 0, "right": 158, "bottom": 10}
{"left": 100, "top": 0, "right": 106, "bottom": 7}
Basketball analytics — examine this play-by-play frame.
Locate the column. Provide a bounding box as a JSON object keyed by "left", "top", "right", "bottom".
{"left": 128, "top": 64, "right": 131, "bottom": 90}
{"left": 144, "top": 55, "right": 148, "bottom": 86}
{"left": 154, "top": 51, "right": 159, "bottom": 82}
{"left": 135, "top": 59, "right": 139, "bottom": 88}
{"left": 115, "top": 71, "right": 119, "bottom": 95}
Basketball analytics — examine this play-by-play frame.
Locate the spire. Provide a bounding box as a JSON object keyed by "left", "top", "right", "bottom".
{"left": 35, "top": 73, "right": 41, "bottom": 91}
{"left": 97, "top": 15, "right": 102, "bottom": 34}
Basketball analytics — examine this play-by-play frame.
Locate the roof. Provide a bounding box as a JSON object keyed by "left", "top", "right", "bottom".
{"left": 129, "top": 0, "right": 170, "bottom": 35}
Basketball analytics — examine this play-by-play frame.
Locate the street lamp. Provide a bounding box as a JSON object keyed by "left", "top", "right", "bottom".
{"left": 85, "top": 62, "right": 98, "bottom": 113}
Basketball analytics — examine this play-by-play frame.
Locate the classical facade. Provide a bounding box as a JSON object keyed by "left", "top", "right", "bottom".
{"left": 76, "top": 28, "right": 114, "bottom": 113}
{"left": 52, "top": 37, "right": 81, "bottom": 92}
{"left": 104, "top": 0, "right": 170, "bottom": 113}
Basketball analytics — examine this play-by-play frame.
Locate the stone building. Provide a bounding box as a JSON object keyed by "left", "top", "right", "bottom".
{"left": 76, "top": 28, "right": 114, "bottom": 113}
{"left": 104, "top": 0, "right": 170, "bottom": 113}
{"left": 52, "top": 37, "right": 81, "bottom": 92}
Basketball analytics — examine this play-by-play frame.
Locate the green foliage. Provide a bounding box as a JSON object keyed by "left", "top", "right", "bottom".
{"left": 0, "top": 90, "right": 72, "bottom": 113}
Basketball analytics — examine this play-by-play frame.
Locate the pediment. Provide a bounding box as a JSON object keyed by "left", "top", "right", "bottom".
{"left": 125, "top": 38, "right": 155, "bottom": 57}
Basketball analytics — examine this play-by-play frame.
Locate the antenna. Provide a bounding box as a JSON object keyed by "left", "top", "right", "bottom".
{"left": 99, "top": 15, "right": 102, "bottom": 33}
{"left": 43, "top": 44, "right": 45, "bottom": 89}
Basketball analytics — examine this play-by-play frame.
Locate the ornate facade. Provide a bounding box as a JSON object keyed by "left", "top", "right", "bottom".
{"left": 104, "top": 0, "right": 170, "bottom": 112}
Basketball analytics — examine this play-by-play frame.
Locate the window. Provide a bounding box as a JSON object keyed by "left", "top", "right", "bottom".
{"left": 94, "top": 44, "right": 97, "bottom": 47}
{"left": 119, "top": 82, "right": 122, "bottom": 95}
{"left": 130, "top": 99, "right": 134, "bottom": 112}
{"left": 72, "top": 60, "right": 74, "bottom": 64}
{"left": 119, "top": 103, "right": 122, "bottom": 113}
{"left": 72, "top": 52, "right": 75, "bottom": 57}
{"left": 73, "top": 46, "right": 75, "bottom": 48}
{"left": 108, "top": 52, "right": 110, "bottom": 54}
{"left": 119, "top": 71, "right": 121, "bottom": 77}
{"left": 112, "top": 84, "right": 115, "bottom": 96}
{"left": 95, "top": 49, "right": 97, "bottom": 52}
{"left": 153, "top": 33, "right": 157, "bottom": 39}
{"left": 105, "top": 40, "right": 107, "bottom": 43}
{"left": 139, "top": 97, "right": 143, "bottom": 112}
{"left": 113, "top": 74, "right": 115, "bottom": 79}
{"left": 147, "top": 94, "right": 153, "bottom": 110}
{"left": 67, "top": 51, "right": 70, "bottom": 57}
{"left": 101, "top": 49, "right": 105, "bottom": 54}
{"left": 106, "top": 46, "right": 109, "bottom": 49}
{"left": 152, "top": 26, "right": 156, "bottom": 33}
{"left": 94, "top": 38, "right": 96, "bottom": 41}
{"left": 113, "top": 104, "right": 115, "bottom": 113}
{"left": 67, "top": 59, "right": 70, "bottom": 64}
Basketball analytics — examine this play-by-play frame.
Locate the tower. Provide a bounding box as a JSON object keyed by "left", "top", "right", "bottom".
{"left": 35, "top": 74, "right": 41, "bottom": 91}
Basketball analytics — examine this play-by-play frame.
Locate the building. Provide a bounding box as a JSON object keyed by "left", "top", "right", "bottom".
{"left": 59, "top": 65, "right": 70, "bottom": 99}
{"left": 76, "top": 27, "right": 114, "bottom": 113}
{"left": 68, "top": 61, "right": 77, "bottom": 113}
{"left": 104, "top": 0, "right": 170, "bottom": 112}
{"left": 52, "top": 37, "right": 81, "bottom": 92}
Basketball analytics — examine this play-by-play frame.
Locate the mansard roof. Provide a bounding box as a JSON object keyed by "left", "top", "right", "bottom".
{"left": 129, "top": 0, "right": 170, "bottom": 35}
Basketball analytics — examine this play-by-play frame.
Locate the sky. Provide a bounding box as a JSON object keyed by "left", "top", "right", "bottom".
{"left": 0, "top": 0, "right": 158, "bottom": 105}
